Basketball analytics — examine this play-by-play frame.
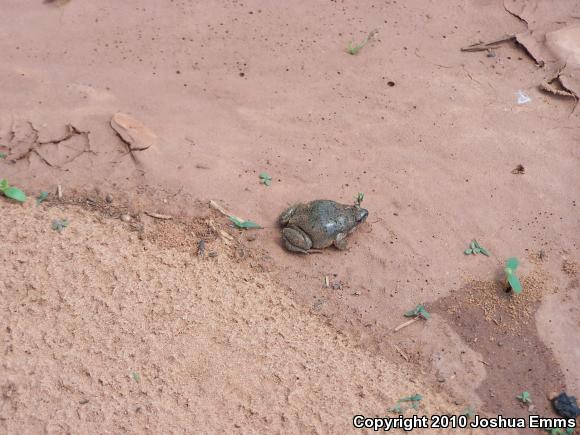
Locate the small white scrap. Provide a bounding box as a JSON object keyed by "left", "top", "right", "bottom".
{"left": 516, "top": 90, "right": 531, "bottom": 105}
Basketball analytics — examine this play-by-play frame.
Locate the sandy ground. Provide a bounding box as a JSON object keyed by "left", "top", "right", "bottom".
{"left": 0, "top": 0, "right": 579, "bottom": 433}
{"left": 1, "top": 202, "right": 477, "bottom": 434}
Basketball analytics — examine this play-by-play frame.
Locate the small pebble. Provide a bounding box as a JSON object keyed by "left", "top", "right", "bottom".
{"left": 208, "top": 251, "right": 218, "bottom": 258}
{"left": 120, "top": 214, "right": 131, "bottom": 222}
{"left": 197, "top": 240, "right": 205, "bottom": 257}
{"left": 105, "top": 194, "right": 113, "bottom": 203}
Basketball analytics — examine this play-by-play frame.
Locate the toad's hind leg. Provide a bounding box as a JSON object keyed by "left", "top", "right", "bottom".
{"left": 282, "top": 227, "right": 313, "bottom": 254}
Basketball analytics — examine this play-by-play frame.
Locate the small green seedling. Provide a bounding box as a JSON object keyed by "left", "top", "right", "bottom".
{"left": 36, "top": 191, "right": 49, "bottom": 205}
{"left": 544, "top": 428, "right": 574, "bottom": 435}
{"left": 228, "top": 215, "right": 262, "bottom": 229}
{"left": 259, "top": 172, "right": 272, "bottom": 186}
{"left": 388, "top": 394, "right": 423, "bottom": 413}
{"left": 0, "top": 152, "right": 7, "bottom": 159}
{"left": 355, "top": 192, "right": 365, "bottom": 206}
{"left": 464, "top": 239, "right": 490, "bottom": 256}
{"left": 517, "top": 391, "right": 531, "bottom": 404}
{"left": 0, "top": 178, "right": 27, "bottom": 203}
{"left": 51, "top": 219, "right": 69, "bottom": 233}
{"left": 504, "top": 257, "right": 523, "bottom": 294}
{"left": 462, "top": 407, "right": 476, "bottom": 419}
{"left": 132, "top": 372, "right": 140, "bottom": 382}
{"left": 399, "top": 394, "right": 423, "bottom": 410}
{"left": 394, "top": 305, "right": 430, "bottom": 332}
{"left": 404, "top": 305, "right": 430, "bottom": 319}
{"left": 346, "top": 29, "right": 378, "bottom": 55}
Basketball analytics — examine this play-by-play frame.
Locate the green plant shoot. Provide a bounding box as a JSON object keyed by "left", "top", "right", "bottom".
{"left": 544, "top": 428, "right": 574, "bottom": 435}
{"left": 404, "top": 305, "right": 430, "bottom": 319}
{"left": 36, "top": 191, "right": 49, "bottom": 205}
{"left": 464, "top": 239, "right": 490, "bottom": 256}
{"left": 347, "top": 29, "right": 378, "bottom": 55}
{"left": 517, "top": 391, "right": 531, "bottom": 404}
{"left": 462, "top": 407, "right": 476, "bottom": 418}
{"left": 388, "top": 394, "right": 423, "bottom": 413}
{"left": 228, "top": 215, "right": 262, "bottom": 229}
{"left": 0, "top": 178, "right": 27, "bottom": 203}
{"left": 355, "top": 192, "right": 364, "bottom": 206}
{"left": 52, "top": 219, "right": 69, "bottom": 233}
{"left": 505, "top": 257, "right": 522, "bottom": 294}
{"left": 259, "top": 172, "right": 272, "bottom": 186}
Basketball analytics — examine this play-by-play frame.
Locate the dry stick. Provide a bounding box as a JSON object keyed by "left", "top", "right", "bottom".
{"left": 393, "top": 344, "right": 410, "bottom": 362}
{"left": 209, "top": 200, "right": 246, "bottom": 224}
{"left": 394, "top": 317, "right": 422, "bottom": 332}
{"left": 209, "top": 200, "right": 230, "bottom": 217}
{"left": 540, "top": 80, "right": 576, "bottom": 98}
{"left": 460, "top": 34, "right": 515, "bottom": 52}
{"left": 145, "top": 212, "right": 173, "bottom": 220}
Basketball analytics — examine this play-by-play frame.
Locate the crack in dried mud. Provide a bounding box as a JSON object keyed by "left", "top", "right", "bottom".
{"left": 6, "top": 121, "right": 95, "bottom": 169}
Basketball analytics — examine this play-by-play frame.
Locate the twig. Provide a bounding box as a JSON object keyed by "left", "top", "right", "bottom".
{"left": 57, "top": 184, "right": 63, "bottom": 199}
{"left": 208, "top": 219, "right": 233, "bottom": 244}
{"left": 209, "top": 200, "right": 231, "bottom": 217}
{"left": 461, "top": 35, "right": 515, "bottom": 52}
{"left": 393, "top": 344, "right": 410, "bottom": 361}
{"left": 145, "top": 212, "right": 173, "bottom": 220}
{"left": 480, "top": 360, "right": 490, "bottom": 366}
{"left": 394, "top": 317, "right": 421, "bottom": 332}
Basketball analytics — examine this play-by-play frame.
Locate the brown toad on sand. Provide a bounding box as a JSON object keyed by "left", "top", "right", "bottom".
{"left": 279, "top": 200, "right": 368, "bottom": 253}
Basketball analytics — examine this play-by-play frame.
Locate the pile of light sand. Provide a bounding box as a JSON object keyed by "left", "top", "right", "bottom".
{"left": 0, "top": 201, "right": 475, "bottom": 433}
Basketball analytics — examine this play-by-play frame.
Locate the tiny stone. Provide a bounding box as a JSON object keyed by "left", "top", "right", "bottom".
{"left": 120, "top": 214, "right": 131, "bottom": 222}
{"left": 105, "top": 194, "right": 113, "bottom": 203}
{"left": 208, "top": 252, "right": 218, "bottom": 258}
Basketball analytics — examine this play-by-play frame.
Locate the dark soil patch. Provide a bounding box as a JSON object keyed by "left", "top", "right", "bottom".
{"left": 431, "top": 272, "right": 566, "bottom": 427}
